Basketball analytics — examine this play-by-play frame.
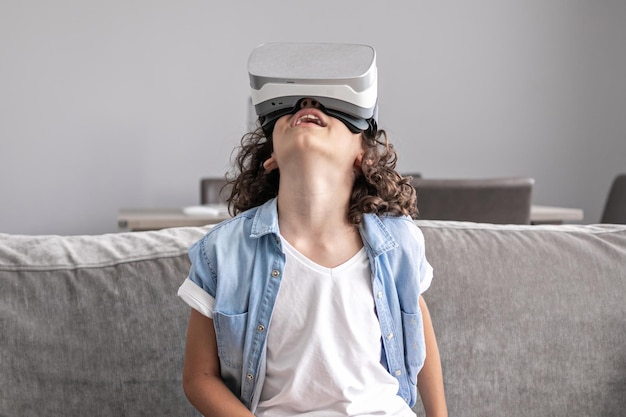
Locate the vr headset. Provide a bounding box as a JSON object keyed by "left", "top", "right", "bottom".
{"left": 248, "top": 42, "right": 378, "bottom": 134}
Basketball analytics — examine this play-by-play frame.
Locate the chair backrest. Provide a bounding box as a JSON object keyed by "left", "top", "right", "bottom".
{"left": 601, "top": 174, "right": 626, "bottom": 224}
{"left": 200, "top": 178, "right": 231, "bottom": 205}
{"left": 412, "top": 177, "right": 534, "bottom": 224}
{"left": 401, "top": 172, "right": 421, "bottom": 179}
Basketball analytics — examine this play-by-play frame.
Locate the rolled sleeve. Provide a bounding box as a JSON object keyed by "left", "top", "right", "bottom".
{"left": 419, "top": 259, "right": 433, "bottom": 295}
{"left": 177, "top": 237, "right": 217, "bottom": 318}
{"left": 414, "top": 225, "right": 433, "bottom": 295}
{"left": 177, "top": 278, "right": 215, "bottom": 318}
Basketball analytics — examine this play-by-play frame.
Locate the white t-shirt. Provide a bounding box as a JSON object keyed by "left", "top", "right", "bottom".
{"left": 255, "top": 238, "right": 417, "bottom": 417}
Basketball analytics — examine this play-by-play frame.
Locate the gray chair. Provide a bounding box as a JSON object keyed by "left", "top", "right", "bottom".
{"left": 412, "top": 177, "right": 534, "bottom": 224}
{"left": 200, "top": 177, "right": 231, "bottom": 205}
{"left": 600, "top": 173, "right": 626, "bottom": 224}
{"left": 401, "top": 172, "right": 421, "bottom": 179}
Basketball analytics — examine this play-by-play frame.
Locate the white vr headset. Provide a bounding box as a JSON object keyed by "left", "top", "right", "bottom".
{"left": 248, "top": 42, "right": 378, "bottom": 134}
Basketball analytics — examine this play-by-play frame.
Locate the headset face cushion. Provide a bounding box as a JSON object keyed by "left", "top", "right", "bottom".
{"left": 259, "top": 99, "right": 372, "bottom": 135}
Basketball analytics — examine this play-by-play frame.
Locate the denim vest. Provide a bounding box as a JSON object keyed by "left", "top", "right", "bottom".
{"left": 186, "top": 198, "right": 432, "bottom": 411}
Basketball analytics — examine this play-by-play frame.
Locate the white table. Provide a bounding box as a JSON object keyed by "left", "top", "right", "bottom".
{"left": 529, "top": 205, "right": 584, "bottom": 225}
{"left": 118, "top": 204, "right": 584, "bottom": 231}
{"left": 117, "top": 205, "right": 231, "bottom": 231}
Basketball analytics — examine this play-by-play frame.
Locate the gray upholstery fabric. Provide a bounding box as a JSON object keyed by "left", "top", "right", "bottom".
{"left": 1, "top": 222, "right": 625, "bottom": 416}
{"left": 0, "top": 227, "right": 209, "bottom": 416}
{"left": 414, "top": 221, "right": 626, "bottom": 417}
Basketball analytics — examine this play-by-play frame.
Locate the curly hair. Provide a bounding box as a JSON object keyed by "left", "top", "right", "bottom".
{"left": 225, "top": 123, "right": 417, "bottom": 224}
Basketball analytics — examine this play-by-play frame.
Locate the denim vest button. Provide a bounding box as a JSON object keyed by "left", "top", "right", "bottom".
{"left": 246, "top": 373, "right": 254, "bottom": 380}
{"left": 257, "top": 324, "right": 265, "bottom": 332}
{"left": 386, "top": 332, "right": 394, "bottom": 340}
{"left": 394, "top": 369, "right": 402, "bottom": 376}
{"left": 271, "top": 269, "right": 280, "bottom": 278}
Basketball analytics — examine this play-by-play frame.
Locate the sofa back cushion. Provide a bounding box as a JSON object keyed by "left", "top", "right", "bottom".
{"left": 0, "top": 227, "right": 208, "bottom": 416}
{"left": 415, "top": 221, "right": 626, "bottom": 417}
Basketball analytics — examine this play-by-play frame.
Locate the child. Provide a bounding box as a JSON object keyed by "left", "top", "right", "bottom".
{"left": 178, "top": 47, "right": 447, "bottom": 417}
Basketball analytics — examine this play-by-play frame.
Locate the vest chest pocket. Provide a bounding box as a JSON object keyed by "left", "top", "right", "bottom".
{"left": 401, "top": 310, "right": 426, "bottom": 383}
{"left": 213, "top": 311, "right": 248, "bottom": 368}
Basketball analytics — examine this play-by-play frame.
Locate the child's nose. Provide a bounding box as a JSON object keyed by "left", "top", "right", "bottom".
{"left": 299, "top": 98, "right": 321, "bottom": 109}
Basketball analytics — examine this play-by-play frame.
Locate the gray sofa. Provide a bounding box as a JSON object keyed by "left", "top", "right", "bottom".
{"left": 1, "top": 221, "right": 625, "bottom": 416}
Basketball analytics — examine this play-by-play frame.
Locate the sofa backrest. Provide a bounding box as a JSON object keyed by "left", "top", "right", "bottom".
{"left": 0, "top": 227, "right": 208, "bottom": 416}
{"left": 414, "top": 221, "right": 626, "bottom": 417}
{"left": 1, "top": 222, "right": 625, "bottom": 417}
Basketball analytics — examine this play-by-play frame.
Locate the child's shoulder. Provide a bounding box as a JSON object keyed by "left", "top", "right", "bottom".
{"left": 198, "top": 206, "right": 260, "bottom": 242}
{"left": 361, "top": 213, "right": 425, "bottom": 248}
{"left": 373, "top": 213, "right": 421, "bottom": 233}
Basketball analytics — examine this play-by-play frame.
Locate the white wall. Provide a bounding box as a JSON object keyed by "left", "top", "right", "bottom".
{"left": 1, "top": 1, "right": 624, "bottom": 235}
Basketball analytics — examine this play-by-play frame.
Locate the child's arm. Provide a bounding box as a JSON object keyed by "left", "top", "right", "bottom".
{"left": 182, "top": 309, "right": 255, "bottom": 417}
{"left": 417, "top": 296, "right": 448, "bottom": 417}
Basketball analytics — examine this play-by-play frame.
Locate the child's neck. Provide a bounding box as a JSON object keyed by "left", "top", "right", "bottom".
{"left": 276, "top": 175, "right": 363, "bottom": 268}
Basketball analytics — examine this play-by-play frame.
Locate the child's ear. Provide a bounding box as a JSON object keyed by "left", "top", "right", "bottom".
{"left": 353, "top": 152, "right": 364, "bottom": 170}
{"left": 263, "top": 155, "right": 279, "bottom": 173}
